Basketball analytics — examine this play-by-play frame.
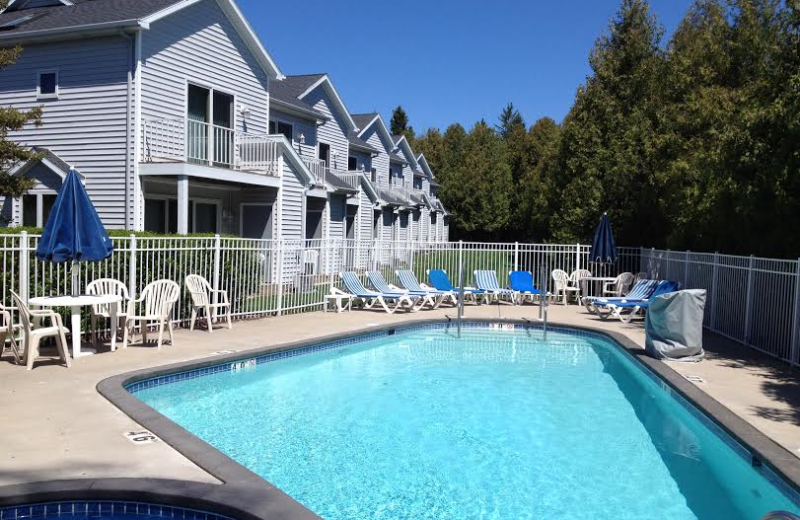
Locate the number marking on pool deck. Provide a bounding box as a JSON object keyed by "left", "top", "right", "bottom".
{"left": 124, "top": 430, "right": 160, "bottom": 445}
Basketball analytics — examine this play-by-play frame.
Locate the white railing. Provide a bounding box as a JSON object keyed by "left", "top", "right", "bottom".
{"left": 338, "top": 171, "right": 363, "bottom": 190}
{"left": 303, "top": 158, "right": 327, "bottom": 185}
{"left": 141, "top": 118, "right": 280, "bottom": 177}
{"left": 0, "top": 233, "right": 797, "bottom": 366}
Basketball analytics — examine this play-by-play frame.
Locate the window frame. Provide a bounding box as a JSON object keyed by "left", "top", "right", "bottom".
{"left": 269, "top": 118, "right": 294, "bottom": 142}
{"left": 21, "top": 193, "right": 57, "bottom": 227}
{"left": 37, "top": 69, "right": 59, "bottom": 100}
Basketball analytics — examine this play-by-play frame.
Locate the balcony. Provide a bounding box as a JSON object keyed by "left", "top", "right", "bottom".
{"left": 141, "top": 118, "right": 281, "bottom": 177}
{"left": 337, "top": 171, "right": 364, "bottom": 190}
{"left": 302, "top": 158, "right": 328, "bottom": 186}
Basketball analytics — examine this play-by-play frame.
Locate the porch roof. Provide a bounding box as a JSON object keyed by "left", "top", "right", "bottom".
{"left": 139, "top": 162, "right": 281, "bottom": 189}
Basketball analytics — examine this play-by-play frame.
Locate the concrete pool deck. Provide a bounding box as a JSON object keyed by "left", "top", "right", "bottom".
{"left": 1, "top": 303, "right": 799, "bottom": 490}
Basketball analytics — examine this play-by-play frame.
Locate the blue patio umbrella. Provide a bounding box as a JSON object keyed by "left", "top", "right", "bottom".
{"left": 590, "top": 212, "right": 617, "bottom": 264}
{"left": 36, "top": 168, "right": 113, "bottom": 295}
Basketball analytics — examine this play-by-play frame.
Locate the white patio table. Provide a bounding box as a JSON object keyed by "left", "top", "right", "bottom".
{"left": 28, "top": 294, "right": 122, "bottom": 359}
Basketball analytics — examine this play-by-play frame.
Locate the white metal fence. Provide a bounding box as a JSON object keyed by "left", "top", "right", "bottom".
{"left": 0, "top": 234, "right": 797, "bottom": 366}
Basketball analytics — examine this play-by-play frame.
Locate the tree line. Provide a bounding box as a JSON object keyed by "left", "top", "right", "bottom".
{"left": 396, "top": 0, "right": 799, "bottom": 258}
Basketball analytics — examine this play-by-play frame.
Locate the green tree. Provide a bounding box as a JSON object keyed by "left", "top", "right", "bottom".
{"left": 389, "top": 105, "right": 415, "bottom": 142}
{"left": 0, "top": 4, "right": 43, "bottom": 205}
{"left": 496, "top": 102, "right": 524, "bottom": 139}
{"left": 517, "top": 118, "right": 561, "bottom": 240}
{"left": 442, "top": 122, "right": 514, "bottom": 240}
{"left": 550, "top": 0, "right": 667, "bottom": 246}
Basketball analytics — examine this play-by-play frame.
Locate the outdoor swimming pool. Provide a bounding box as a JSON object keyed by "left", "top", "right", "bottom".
{"left": 130, "top": 324, "right": 800, "bottom": 520}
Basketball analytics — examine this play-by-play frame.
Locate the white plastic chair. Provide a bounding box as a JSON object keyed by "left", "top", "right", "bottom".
{"left": 552, "top": 269, "right": 580, "bottom": 305}
{"left": 603, "top": 272, "right": 635, "bottom": 297}
{"left": 87, "top": 278, "right": 129, "bottom": 346}
{"left": 0, "top": 302, "right": 22, "bottom": 364}
{"left": 11, "top": 292, "right": 71, "bottom": 370}
{"left": 123, "top": 280, "right": 180, "bottom": 350}
{"left": 185, "top": 274, "right": 232, "bottom": 333}
{"left": 569, "top": 269, "right": 593, "bottom": 299}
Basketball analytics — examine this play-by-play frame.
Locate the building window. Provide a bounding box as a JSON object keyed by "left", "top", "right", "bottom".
{"left": 37, "top": 71, "right": 58, "bottom": 99}
{"left": 413, "top": 177, "right": 422, "bottom": 190}
{"left": 371, "top": 168, "right": 377, "bottom": 183}
{"left": 269, "top": 120, "right": 293, "bottom": 141}
{"left": 22, "top": 194, "right": 57, "bottom": 227}
{"left": 194, "top": 202, "right": 219, "bottom": 234}
{"left": 144, "top": 198, "right": 220, "bottom": 234}
{"left": 348, "top": 156, "right": 358, "bottom": 171}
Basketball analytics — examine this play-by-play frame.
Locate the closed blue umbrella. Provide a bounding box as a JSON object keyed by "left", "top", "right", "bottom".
{"left": 36, "top": 169, "right": 113, "bottom": 295}
{"left": 590, "top": 212, "right": 617, "bottom": 263}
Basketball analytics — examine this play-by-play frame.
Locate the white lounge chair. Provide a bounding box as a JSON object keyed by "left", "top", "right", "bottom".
{"left": 0, "top": 302, "right": 22, "bottom": 364}
{"left": 185, "top": 274, "right": 232, "bottom": 333}
{"left": 87, "top": 278, "right": 129, "bottom": 347}
{"left": 474, "top": 270, "right": 516, "bottom": 304}
{"left": 123, "top": 280, "right": 180, "bottom": 350}
{"left": 11, "top": 291, "right": 71, "bottom": 370}
{"left": 337, "top": 271, "right": 422, "bottom": 314}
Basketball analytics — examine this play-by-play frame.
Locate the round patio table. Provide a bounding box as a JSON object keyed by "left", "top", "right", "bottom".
{"left": 578, "top": 276, "right": 618, "bottom": 299}
{"left": 28, "top": 294, "right": 122, "bottom": 358}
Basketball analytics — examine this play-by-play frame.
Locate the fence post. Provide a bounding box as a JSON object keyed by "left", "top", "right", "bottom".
{"left": 575, "top": 243, "right": 581, "bottom": 272}
{"left": 128, "top": 234, "right": 137, "bottom": 301}
{"left": 710, "top": 252, "right": 719, "bottom": 330}
{"left": 684, "top": 250, "right": 690, "bottom": 288}
{"left": 276, "top": 239, "right": 284, "bottom": 317}
{"left": 212, "top": 234, "right": 221, "bottom": 318}
{"left": 790, "top": 258, "right": 800, "bottom": 366}
{"left": 744, "top": 255, "right": 755, "bottom": 345}
{"left": 19, "top": 231, "right": 29, "bottom": 302}
{"left": 514, "top": 242, "right": 519, "bottom": 272}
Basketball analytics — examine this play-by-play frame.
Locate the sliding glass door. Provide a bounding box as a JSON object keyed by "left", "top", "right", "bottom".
{"left": 186, "top": 85, "right": 234, "bottom": 167}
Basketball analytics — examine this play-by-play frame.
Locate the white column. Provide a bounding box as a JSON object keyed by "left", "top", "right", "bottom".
{"left": 177, "top": 174, "right": 189, "bottom": 234}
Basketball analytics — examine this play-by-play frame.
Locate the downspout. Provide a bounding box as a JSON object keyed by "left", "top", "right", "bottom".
{"left": 120, "top": 30, "right": 133, "bottom": 230}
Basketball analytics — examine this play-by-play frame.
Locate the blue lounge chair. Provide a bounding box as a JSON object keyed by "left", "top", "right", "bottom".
{"left": 596, "top": 280, "right": 680, "bottom": 323}
{"left": 396, "top": 270, "right": 458, "bottom": 307}
{"left": 583, "top": 279, "right": 659, "bottom": 314}
{"left": 508, "top": 271, "right": 544, "bottom": 305}
{"left": 426, "top": 269, "right": 485, "bottom": 303}
{"left": 367, "top": 271, "right": 437, "bottom": 309}
{"left": 474, "top": 270, "right": 516, "bottom": 304}
{"left": 337, "top": 272, "right": 421, "bottom": 314}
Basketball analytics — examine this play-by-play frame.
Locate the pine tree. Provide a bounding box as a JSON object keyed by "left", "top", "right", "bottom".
{"left": 496, "top": 103, "right": 524, "bottom": 139}
{"left": 0, "top": 2, "right": 43, "bottom": 204}
{"left": 443, "top": 122, "right": 513, "bottom": 240}
{"left": 389, "top": 105, "right": 415, "bottom": 142}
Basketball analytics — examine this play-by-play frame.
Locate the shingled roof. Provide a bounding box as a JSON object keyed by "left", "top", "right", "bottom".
{"left": 269, "top": 74, "right": 326, "bottom": 118}
{"left": 0, "top": 0, "right": 183, "bottom": 36}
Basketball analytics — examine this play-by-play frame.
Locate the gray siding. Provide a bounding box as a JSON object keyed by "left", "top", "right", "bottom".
{"left": 411, "top": 209, "right": 420, "bottom": 242}
{"left": 281, "top": 160, "right": 305, "bottom": 241}
{"left": 269, "top": 107, "right": 316, "bottom": 157}
{"left": 141, "top": 0, "right": 269, "bottom": 135}
{"left": 303, "top": 88, "right": 349, "bottom": 173}
{"left": 349, "top": 150, "right": 371, "bottom": 172}
{"left": 0, "top": 36, "right": 133, "bottom": 228}
{"left": 362, "top": 128, "right": 391, "bottom": 189}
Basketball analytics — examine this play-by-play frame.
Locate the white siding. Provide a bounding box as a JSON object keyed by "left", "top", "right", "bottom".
{"left": 141, "top": 0, "right": 270, "bottom": 135}
{"left": 281, "top": 160, "right": 305, "bottom": 241}
{"left": 0, "top": 36, "right": 133, "bottom": 228}
{"left": 363, "top": 128, "right": 391, "bottom": 189}
{"left": 268, "top": 108, "right": 316, "bottom": 157}
{"left": 304, "top": 88, "right": 349, "bottom": 173}
{"left": 411, "top": 210, "right": 420, "bottom": 242}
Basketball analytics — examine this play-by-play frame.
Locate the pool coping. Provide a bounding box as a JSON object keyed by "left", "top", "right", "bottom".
{"left": 2, "top": 318, "right": 797, "bottom": 519}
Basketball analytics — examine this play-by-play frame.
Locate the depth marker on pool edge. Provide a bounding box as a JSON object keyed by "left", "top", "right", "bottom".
{"left": 124, "top": 430, "right": 160, "bottom": 445}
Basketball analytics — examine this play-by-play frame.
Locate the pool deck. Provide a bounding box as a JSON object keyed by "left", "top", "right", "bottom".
{"left": 1, "top": 303, "right": 799, "bottom": 490}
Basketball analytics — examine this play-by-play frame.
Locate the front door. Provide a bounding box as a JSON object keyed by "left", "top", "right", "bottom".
{"left": 318, "top": 143, "right": 330, "bottom": 169}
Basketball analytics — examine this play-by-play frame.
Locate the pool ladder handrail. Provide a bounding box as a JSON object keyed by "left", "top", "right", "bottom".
{"left": 760, "top": 512, "right": 800, "bottom": 520}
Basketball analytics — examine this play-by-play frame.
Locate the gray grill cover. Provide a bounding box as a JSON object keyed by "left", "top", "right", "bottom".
{"left": 645, "top": 290, "right": 707, "bottom": 362}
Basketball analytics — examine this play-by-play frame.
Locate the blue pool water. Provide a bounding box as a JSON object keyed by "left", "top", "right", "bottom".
{"left": 133, "top": 325, "right": 800, "bottom": 520}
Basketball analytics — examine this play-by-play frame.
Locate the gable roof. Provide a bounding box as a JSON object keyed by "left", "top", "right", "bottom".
{"left": 348, "top": 134, "right": 379, "bottom": 154}
{"left": 391, "top": 134, "right": 418, "bottom": 169}
{"left": 0, "top": 0, "right": 284, "bottom": 79}
{"left": 353, "top": 113, "right": 396, "bottom": 155}
{"left": 293, "top": 74, "right": 358, "bottom": 133}
{"left": 9, "top": 147, "right": 84, "bottom": 180}
{"left": 269, "top": 76, "right": 327, "bottom": 122}
{"left": 416, "top": 154, "right": 435, "bottom": 179}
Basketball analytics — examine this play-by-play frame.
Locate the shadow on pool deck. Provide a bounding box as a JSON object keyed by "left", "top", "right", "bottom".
{"left": 700, "top": 333, "right": 800, "bottom": 426}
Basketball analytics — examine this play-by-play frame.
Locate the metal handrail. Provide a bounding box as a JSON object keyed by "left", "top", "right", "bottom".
{"left": 760, "top": 512, "right": 800, "bottom": 520}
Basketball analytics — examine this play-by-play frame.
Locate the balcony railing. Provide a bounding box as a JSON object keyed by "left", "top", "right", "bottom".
{"left": 302, "top": 158, "right": 328, "bottom": 185}
{"left": 338, "top": 171, "right": 363, "bottom": 190}
{"left": 141, "top": 118, "right": 281, "bottom": 177}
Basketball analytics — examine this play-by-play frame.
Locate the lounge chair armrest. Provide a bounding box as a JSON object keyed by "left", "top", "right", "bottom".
{"left": 330, "top": 287, "right": 348, "bottom": 296}
{"left": 419, "top": 283, "right": 436, "bottom": 291}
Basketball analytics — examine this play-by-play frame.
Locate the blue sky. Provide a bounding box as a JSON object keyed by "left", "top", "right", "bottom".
{"left": 240, "top": 0, "right": 696, "bottom": 132}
